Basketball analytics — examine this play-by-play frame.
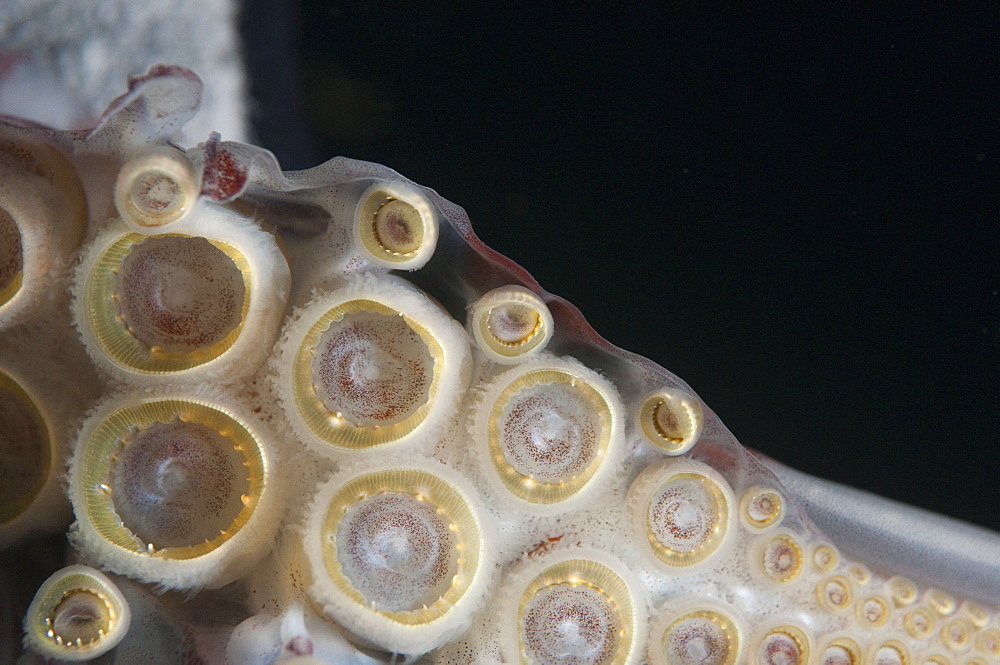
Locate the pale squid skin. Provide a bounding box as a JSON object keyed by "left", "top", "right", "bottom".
{"left": 0, "top": 68, "right": 998, "bottom": 665}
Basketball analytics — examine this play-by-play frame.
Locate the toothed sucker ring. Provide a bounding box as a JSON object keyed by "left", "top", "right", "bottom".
{"left": 2, "top": 65, "right": 998, "bottom": 665}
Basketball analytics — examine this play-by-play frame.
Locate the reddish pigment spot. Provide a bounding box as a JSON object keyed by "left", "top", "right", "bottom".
{"left": 287, "top": 635, "right": 314, "bottom": 656}
{"left": 380, "top": 211, "right": 413, "bottom": 246}
{"left": 133, "top": 172, "right": 181, "bottom": 214}
{"left": 528, "top": 534, "right": 571, "bottom": 558}
{"left": 200, "top": 133, "right": 248, "bottom": 201}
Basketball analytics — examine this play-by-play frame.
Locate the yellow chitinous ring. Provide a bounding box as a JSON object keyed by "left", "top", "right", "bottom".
{"left": 636, "top": 387, "right": 704, "bottom": 455}
{"left": 353, "top": 181, "right": 439, "bottom": 270}
{"left": 275, "top": 274, "right": 470, "bottom": 453}
{"left": 301, "top": 458, "right": 491, "bottom": 656}
{"left": 648, "top": 600, "right": 745, "bottom": 665}
{"left": 626, "top": 459, "right": 736, "bottom": 571}
{"left": 958, "top": 601, "right": 989, "bottom": 628}
{"left": 72, "top": 209, "right": 290, "bottom": 383}
{"left": 470, "top": 356, "right": 625, "bottom": 513}
{"left": 67, "top": 393, "right": 279, "bottom": 590}
{"left": 753, "top": 531, "right": 806, "bottom": 585}
{"left": 752, "top": 623, "right": 812, "bottom": 665}
{"left": 866, "top": 640, "right": 910, "bottom": 665}
{"left": 467, "top": 285, "right": 554, "bottom": 364}
{"left": 925, "top": 588, "right": 957, "bottom": 617}
{"left": 23, "top": 565, "right": 130, "bottom": 662}
{"left": 815, "top": 576, "right": 854, "bottom": 614}
{"left": 498, "top": 548, "right": 646, "bottom": 665}
{"left": 740, "top": 486, "right": 785, "bottom": 531}
{"left": 903, "top": 607, "right": 936, "bottom": 639}
{"left": 887, "top": 576, "right": 919, "bottom": 608}
{"left": 920, "top": 654, "right": 951, "bottom": 665}
{"left": 114, "top": 147, "right": 199, "bottom": 232}
{"left": 811, "top": 543, "right": 840, "bottom": 572}
{"left": 855, "top": 595, "right": 893, "bottom": 630}
{"left": 940, "top": 617, "right": 973, "bottom": 651}
{"left": 816, "top": 636, "right": 862, "bottom": 665}
{"left": 975, "top": 628, "right": 1000, "bottom": 658}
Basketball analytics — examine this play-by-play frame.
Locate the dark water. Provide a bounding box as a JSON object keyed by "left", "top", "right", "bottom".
{"left": 243, "top": 2, "right": 1000, "bottom": 531}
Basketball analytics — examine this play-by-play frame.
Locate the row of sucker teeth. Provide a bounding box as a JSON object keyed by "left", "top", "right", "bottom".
{"left": 299, "top": 457, "right": 491, "bottom": 656}
{"left": 23, "top": 565, "right": 130, "bottom": 661}
{"left": 66, "top": 390, "right": 282, "bottom": 590}
{"left": 71, "top": 204, "right": 291, "bottom": 386}
{"left": 272, "top": 273, "right": 471, "bottom": 456}
{"left": 468, "top": 356, "right": 626, "bottom": 515}
{"left": 3, "top": 74, "right": 998, "bottom": 665}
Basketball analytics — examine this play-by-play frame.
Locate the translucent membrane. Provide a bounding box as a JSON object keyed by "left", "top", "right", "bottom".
{"left": 0, "top": 207, "right": 22, "bottom": 309}
{"left": 817, "top": 637, "right": 861, "bottom": 665}
{"left": 814, "top": 575, "right": 853, "bottom": 613}
{"left": 636, "top": 388, "right": 704, "bottom": 455}
{"left": 354, "top": 181, "right": 439, "bottom": 270}
{"left": 473, "top": 358, "right": 624, "bottom": 510}
{"left": 24, "top": 565, "right": 130, "bottom": 661}
{"left": 757, "top": 532, "right": 804, "bottom": 584}
{"left": 627, "top": 459, "right": 735, "bottom": 570}
{"left": 0, "top": 369, "right": 49, "bottom": 526}
{"left": 82, "top": 232, "right": 249, "bottom": 372}
{"left": 69, "top": 396, "right": 274, "bottom": 588}
{"left": 740, "top": 486, "right": 784, "bottom": 530}
{"left": 114, "top": 148, "right": 199, "bottom": 231}
{"left": 869, "top": 641, "right": 909, "bottom": 665}
{"left": 753, "top": 625, "right": 811, "bottom": 665}
{"left": 502, "top": 551, "right": 644, "bottom": 665}
{"left": 302, "top": 461, "right": 488, "bottom": 655}
{"left": 649, "top": 605, "right": 742, "bottom": 665}
{"left": 467, "top": 286, "right": 553, "bottom": 363}
{"left": 282, "top": 277, "right": 468, "bottom": 451}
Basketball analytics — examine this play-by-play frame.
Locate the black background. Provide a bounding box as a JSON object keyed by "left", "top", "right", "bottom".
{"left": 244, "top": 3, "right": 999, "bottom": 531}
